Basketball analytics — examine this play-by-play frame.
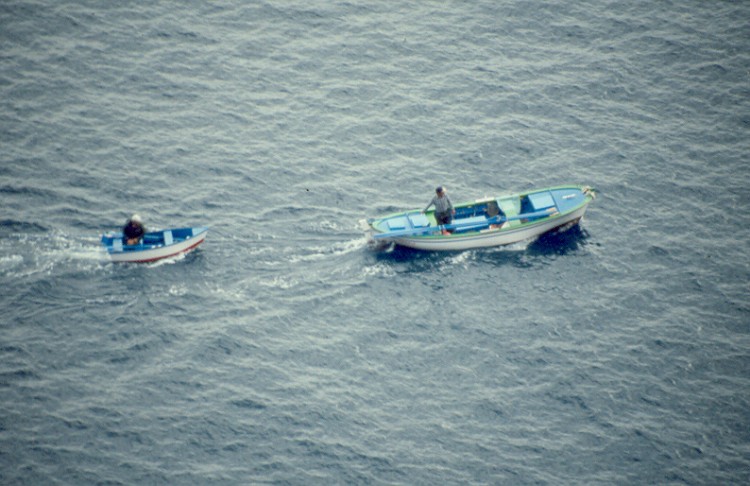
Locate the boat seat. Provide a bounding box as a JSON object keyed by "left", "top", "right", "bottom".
{"left": 498, "top": 197, "right": 522, "bottom": 227}
{"left": 454, "top": 215, "right": 490, "bottom": 233}
{"left": 163, "top": 230, "right": 173, "bottom": 245}
{"left": 528, "top": 192, "right": 556, "bottom": 211}
{"left": 113, "top": 238, "right": 123, "bottom": 252}
{"left": 408, "top": 213, "right": 430, "bottom": 228}
{"left": 499, "top": 197, "right": 520, "bottom": 215}
{"left": 387, "top": 217, "right": 408, "bottom": 230}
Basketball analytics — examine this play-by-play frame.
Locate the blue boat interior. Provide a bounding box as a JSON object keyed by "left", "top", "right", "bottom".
{"left": 450, "top": 200, "right": 505, "bottom": 234}
{"left": 102, "top": 227, "right": 202, "bottom": 253}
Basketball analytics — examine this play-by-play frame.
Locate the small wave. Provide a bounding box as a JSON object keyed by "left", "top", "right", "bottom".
{"left": 66, "top": 244, "right": 110, "bottom": 263}
{"left": 306, "top": 219, "right": 352, "bottom": 233}
{"left": 206, "top": 283, "right": 252, "bottom": 303}
{"left": 258, "top": 275, "right": 299, "bottom": 290}
{"left": 361, "top": 262, "right": 397, "bottom": 278}
{"left": 0, "top": 254, "right": 24, "bottom": 273}
{"left": 0, "top": 219, "right": 48, "bottom": 233}
{"left": 146, "top": 252, "right": 187, "bottom": 267}
{"left": 483, "top": 240, "right": 533, "bottom": 253}
{"left": 365, "top": 236, "right": 393, "bottom": 253}
{"left": 167, "top": 284, "right": 188, "bottom": 296}
{"left": 0, "top": 184, "right": 55, "bottom": 199}
{"left": 284, "top": 237, "right": 369, "bottom": 264}
{"left": 331, "top": 237, "right": 369, "bottom": 256}
{"left": 444, "top": 250, "right": 473, "bottom": 267}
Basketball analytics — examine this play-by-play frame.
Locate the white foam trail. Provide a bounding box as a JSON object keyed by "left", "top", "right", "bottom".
{"left": 147, "top": 252, "right": 187, "bottom": 267}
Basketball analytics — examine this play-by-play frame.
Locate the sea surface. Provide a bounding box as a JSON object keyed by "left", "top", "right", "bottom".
{"left": 1, "top": 1, "right": 749, "bottom": 484}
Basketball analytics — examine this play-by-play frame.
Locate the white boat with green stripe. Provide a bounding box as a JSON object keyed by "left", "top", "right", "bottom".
{"left": 367, "top": 185, "right": 596, "bottom": 251}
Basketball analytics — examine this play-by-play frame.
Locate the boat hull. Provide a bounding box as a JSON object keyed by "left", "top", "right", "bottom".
{"left": 392, "top": 204, "right": 587, "bottom": 251}
{"left": 101, "top": 227, "right": 208, "bottom": 263}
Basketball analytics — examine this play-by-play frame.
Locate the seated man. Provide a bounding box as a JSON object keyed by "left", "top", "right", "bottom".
{"left": 123, "top": 214, "right": 145, "bottom": 245}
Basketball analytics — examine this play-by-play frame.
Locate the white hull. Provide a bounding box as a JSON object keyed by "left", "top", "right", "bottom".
{"left": 392, "top": 204, "right": 588, "bottom": 251}
{"left": 108, "top": 231, "right": 207, "bottom": 263}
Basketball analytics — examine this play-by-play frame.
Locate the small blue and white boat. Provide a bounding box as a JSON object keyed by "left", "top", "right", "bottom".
{"left": 368, "top": 185, "right": 595, "bottom": 251}
{"left": 101, "top": 227, "right": 208, "bottom": 263}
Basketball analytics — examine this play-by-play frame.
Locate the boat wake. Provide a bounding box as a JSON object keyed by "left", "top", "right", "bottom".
{"left": 483, "top": 239, "right": 533, "bottom": 253}
{"left": 281, "top": 236, "right": 370, "bottom": 265}
{"left": 366, "top": 237, "right": 394, "bottom": 253}
{"left": 0, "top": 232, "right": 109, "bottom": 280}
{"left": 147, "top": 252, "right": 188, "bottom": 267}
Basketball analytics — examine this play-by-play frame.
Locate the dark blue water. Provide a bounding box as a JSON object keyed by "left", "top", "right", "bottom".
{"left": 2, "top": 1, "right": 749, "bottom": 484}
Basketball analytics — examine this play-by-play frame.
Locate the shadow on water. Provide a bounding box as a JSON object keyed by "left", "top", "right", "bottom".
{"left": 477, "top": 224, "right": 592, "bottom": 269}
{"left": 526, "top": 223, "right": 591, "bottom": 257}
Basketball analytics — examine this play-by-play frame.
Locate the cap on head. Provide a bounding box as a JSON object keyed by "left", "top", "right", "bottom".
{"left": 130, "top": 214, "right": 142, "bottom": 224}
{"left": 436, "top": 186, "right": 445, "bottom": 194}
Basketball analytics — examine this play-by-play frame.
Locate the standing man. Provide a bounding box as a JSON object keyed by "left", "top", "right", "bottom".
{"left": 422, "top": 186, "right": 455, "bottom": 233}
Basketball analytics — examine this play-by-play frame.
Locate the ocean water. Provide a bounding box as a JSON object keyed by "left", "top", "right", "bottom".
{"left": 1, "top": 0, "right": 749, "bottom": 484}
